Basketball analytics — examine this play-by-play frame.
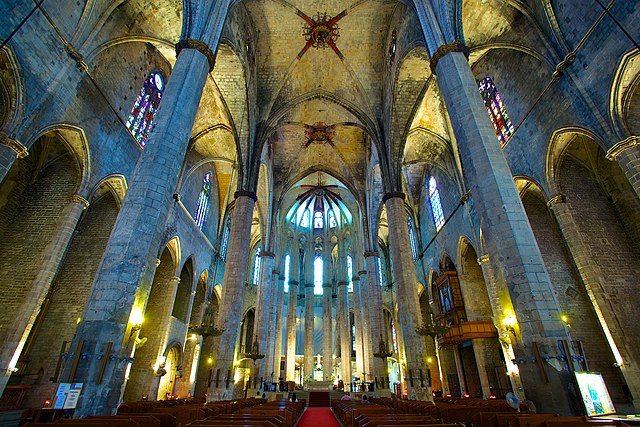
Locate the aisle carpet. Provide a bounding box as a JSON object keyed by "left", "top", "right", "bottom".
{"left": 297, "top": 407, "right": 340, "bottom": 427}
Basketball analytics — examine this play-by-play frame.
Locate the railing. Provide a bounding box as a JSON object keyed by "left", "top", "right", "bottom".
{"left": 437, "top": 321, "right": 497, "bottom": 347}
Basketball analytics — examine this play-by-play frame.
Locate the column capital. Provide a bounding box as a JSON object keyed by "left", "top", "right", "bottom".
{"left": 234, "top": 190, "right": 257, "bottom": 201}
{"left": 323, "top": 282, "right": 333, "bottom": 288}
{"left": 169, "top": 276, "right": 181, "bottom": 283}
{"left": 606, "top": 135, "right": 638, "bottom": 161}
{"left": 0, "top": 132, "right": 28, "bottom": 159}
{"left": 546, "top": 193, "right": 566, "bottom": 208}
{"left": 381, "top": 192, "right": 405, "bottom": 204}
{"left": 337, "top": 281, "right": 349, "bottom": 287}
{"left": 430, "top": 42, "right": 470, "bottom": 74}
{"left": 175, "top": 38, "right": 216, "bottom": 71}
{"left": 358, "top": 270, "right": 367, "bottom": 276}
{"left": 70, "top": 194, "right": 90, "bottom": 209}
{"left": 272, "top": 269, "right": 280, "bottom": 275}
{"left": 304, "top": 282, "right": 314, "bottom": 288}
{"left": 289, "top": 280, "right": 299, "bottom": 286}
{"left": 259, "top": 251, "right": 275, "bottom": 258}
{"left": 351, "top": 276, "right": 360, "bottom": 282}
{"left": 364, "top": 251, "right": 380, "bottom": 258}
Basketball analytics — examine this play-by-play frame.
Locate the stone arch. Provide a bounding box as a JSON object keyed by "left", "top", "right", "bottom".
{"left": 172, "top": 257, "right": 195, "bottom": 323}
{"left": 7, "top": 176, "right": 120, "bottom": 407}
{"left": 545, "top": 126, "right": 605, "bottom": 196}
{"left": 0, "top": 46, "right": 24, "bottom": 133}
{"left": 0, "top": 129, "right": 84, "bottom": 379}
{"left": 124, "top": 244, "right": 179, "bottom": 401}
{"left": 610, "top": 49, "right": 640, "bottom": 138}
{"left": 516, "top": 175, "right": 630, "bottom": 406}
{"left": 157, "top": 343, "right": 183, "bottom": 399}
{"left": 555, "top": 134, "right": 640, "bottom": 404}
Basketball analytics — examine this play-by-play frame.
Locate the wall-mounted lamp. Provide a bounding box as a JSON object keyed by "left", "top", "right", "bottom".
{"left": 128, "top": 308, "right": 144, "bottom": 338}
{"left": 561, "top": 314, "right": 571, "bottom": 328}
{"left": 503, "top": 314, "right": 517, "bottom": 335}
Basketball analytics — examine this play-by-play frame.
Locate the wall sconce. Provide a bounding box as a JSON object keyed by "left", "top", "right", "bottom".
{"left": 128, "top": 308, "right": 144, "bottom": 338}
{"left": 503, "top": 314, "right": 517, "bottom": 335}
{"left": 561, "top": 314, "right": 571, "bottom": 328}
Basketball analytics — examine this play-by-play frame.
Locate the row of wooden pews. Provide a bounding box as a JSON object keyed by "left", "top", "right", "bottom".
{"left": 331, "top": 400, "right": 460, "bottom": 427}
{"left": 369, "top": 397, "right": 632, "bottom": 427}
{"left": 23, "top": 398, "right": 305, "bottom": 427}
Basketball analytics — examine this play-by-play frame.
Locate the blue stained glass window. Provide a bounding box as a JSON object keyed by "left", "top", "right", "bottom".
{"left": 284, "top": 254, "right": 291, "bottom": 293}
{"left": 314, "top": 256, "right": 323, "bottom": 295}
{"left": 377, "top": 256, "right": 386, "bottom": 287}
{"left": 126, "top": 72, "right": 164, "bottom": 146}
{"left": 253, "top": 247, "right": 262, "bottom": 285}
{"left": 478, "top": 76, "right": 514, "bottom": 146}
{"left": 194, "top": 172, "right": 211, "bottom": 230}
{"left": 408, "top": 216, "right": 418, "bottom": 260}
{"left": 328, "top": 211, "right": 337, "bottom": 228}
{"left": 300, "top": 211, "right": 310, "bottom": 228}
{"left": 347, "top": 254, "right": 353, "bottom": 293}
{"left": 314, "top": 211, "right": 324, "bottom": 229}
{"left": 391, "top": 321, "right": 398, "bottom": 353}
{"left": 428, "top": 176, "right": 445, "bottom": 231}
{"left": 220, "top": 216, "right": 231, "bottom": 261}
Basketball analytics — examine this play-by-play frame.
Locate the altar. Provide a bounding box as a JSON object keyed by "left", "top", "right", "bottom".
{"left": 305, "top": 380, "right": 334, "bottom": 391}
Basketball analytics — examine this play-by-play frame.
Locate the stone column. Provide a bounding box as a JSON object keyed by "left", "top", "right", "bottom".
{"left": 303, "top": 281, "right": 315, "bottom": 383}
{"left": 207, "top": 192, "right": 256, "bottom": 400}
{"left": 337, "top": 280, "right": 352, "bottom": 391}
{"left": 606, "top": 135, "right": 640, "bottom": 199}
{"left": 253, "top": 251, "right": 274, "bottom": 386}
{"left": 177, "top": 301, "right": 208, "bottom": 397}
{"left": 0, "top": 194, "right": 88, "bottom": 396}
{"left": 358, "top": 269, "right": 373, "bottom": 384}
{"left": 322, "top": 284, "right": 333, "bottom": 381}
{"left": 0, "top": 131, "right": 27, "bottom": 186}
{"left": 285, "top": 280, "right": 299, "bottom": 383}
{"left": 352, "top": 276, "right": 365, "bottom": 380}
{"left": 477, "top": 255, "right": 525, "bottom": 399}
{"left": 59, "top": 4, "right": 228, "bottom": 412}
{"left": 365, "top": 252, "right": 387, "bottom": 391}
{"left": 549, "top": 196, "right": 640, "bottom": 401}
{"left": 383, "top": 194, "right": 431, "bottom": 400}
{"left": 272, "top": 270, "right": 286, "bottom": 382}
{"left": 409, "top": 10, "right": 577, "bottom": 406}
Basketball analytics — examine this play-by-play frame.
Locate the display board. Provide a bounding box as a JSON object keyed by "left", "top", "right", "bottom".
{"left": 52, "top": 383, "right": 84, "bottom": 410}
{"left": 574, "top": 372, "right": 615, "bottom": 416}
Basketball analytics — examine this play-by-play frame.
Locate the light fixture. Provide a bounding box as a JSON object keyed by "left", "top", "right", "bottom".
{"left": 503, "top": 314, "right": 517, "bottom": 334}
{"left": 561, "top": 314, "right": 571, "bottom": 328}
{"left": 128, "top": 308, "right": 144, "bottom": 337}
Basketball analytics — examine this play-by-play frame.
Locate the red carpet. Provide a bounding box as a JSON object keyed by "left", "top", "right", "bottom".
{"left": 297, "top": 407, "right": 340, "bottom": 427}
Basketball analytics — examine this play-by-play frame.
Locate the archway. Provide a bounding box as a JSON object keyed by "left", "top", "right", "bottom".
{"left": 157, "top": 345, "right": 182, "bottom": 399}
{"left": 9, "top": 183, "right": 119, "bottom": 407}
{"left": 124, "top": 245, "right": 178, "bottom": 400}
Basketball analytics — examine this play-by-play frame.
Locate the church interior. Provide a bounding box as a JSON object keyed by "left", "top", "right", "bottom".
{"left": 1, "top": 0, "right": 640, "bottom": 422}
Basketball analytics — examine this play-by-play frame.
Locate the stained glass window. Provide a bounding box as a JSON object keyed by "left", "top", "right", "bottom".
{"left": 377, "top": 256, "right": 386, "bottom": 287}
{"left": 314, "top": 256, "right": 323, "bottom": 295}
{"left": 352, "top": 323, "right": 357, "bottom": 352}
{"left": 284, "top": 254, "right": 290, "bottom": 293}
{"left": 428, "top": 176, "right": 445, "bottom": 231}
{"left": 328, "top": 210, "right": 337, "bottom": 228}
{"left": 220, "top": 216, "right": 231, "bottom": 261}
{"left": 194, "top": 172, "right": 211, "bottom": 230}
{"left": 391, "top": 321, "right": 398, "bottom": 353}
{"left": 314, "top": 211, "right": 324, "bottom": 229}
{"left": 300, "top": 211, "right": 310, "bottom": 228}
{"left": 126, "top": 71, "right": 164, "bottom": 146}
{"left": 347, "top": 254, "right": 353, "bottom": 293}
{"left": 478, "top": 76, "right": 514, "bottom": 145}
{"left": 389, "top": 30, "right": 397, "bottom": 66}
{"left": 408, "top": 216, "right": 418, "bottom": 260}
{"left": 253, "top": 247, "right": 262, "bottom": 285}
